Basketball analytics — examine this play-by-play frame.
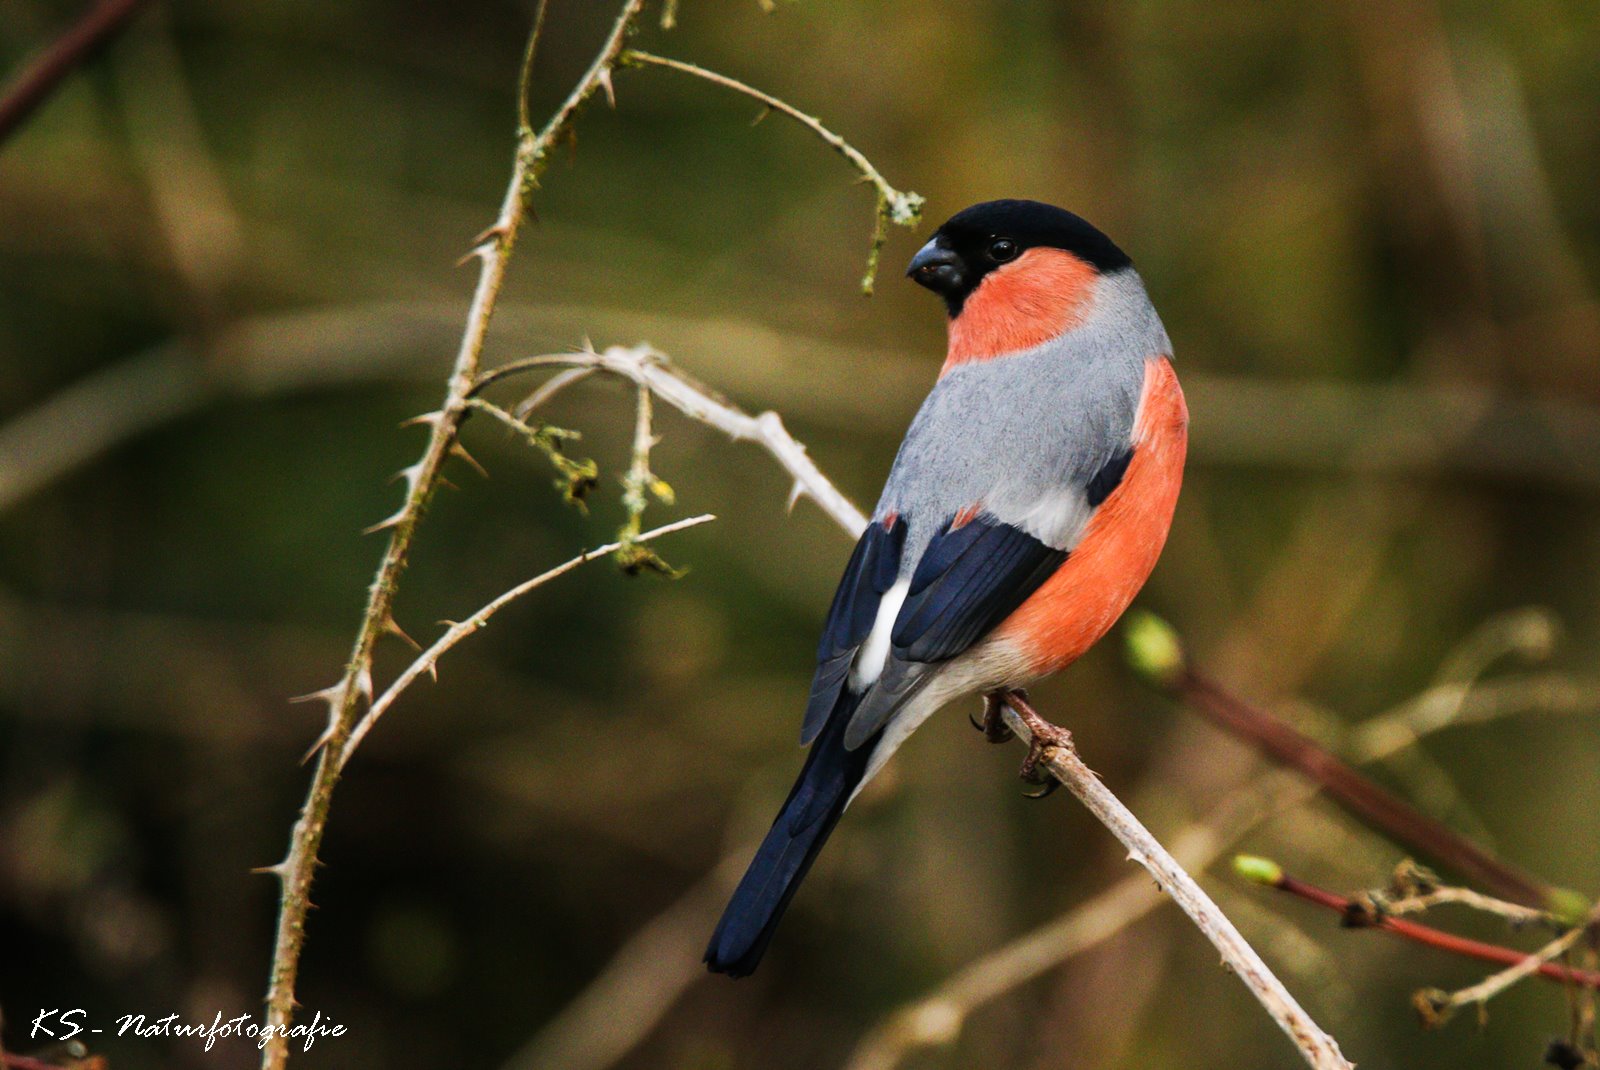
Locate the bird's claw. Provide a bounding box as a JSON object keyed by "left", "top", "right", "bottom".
{"left": 1002, "top": 689, "right": 1072, "bottom": 800}
{"left": 1020, "top": 772, "right": 1059, "bottom": 799}
{"left": 970, "top": 692, "right": 1015, "bottom": 744}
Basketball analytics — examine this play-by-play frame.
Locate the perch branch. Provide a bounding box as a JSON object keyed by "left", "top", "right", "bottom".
{"left": 259, "top": 2, "right": 650, "bottom": 1066}
{"left": 338, "top": 514, "right": 714, "bottom": 768}
{"left": 475, "top": 343, "right": 869, "bottom": 537}
{"left": 619, "top": 50, "right": 924, "bottom": 293}
{"left": 1235, "top": 857, "right": 1598, "bottom": 989}
{"left": 0, "top": 0, "right": 153, "bottom": 147}
{"left": 840, "top": 774, "right": 1311, "bottom": 1070}
{"left": 996, "top": 696, "right": 1353, "bottom": 1070}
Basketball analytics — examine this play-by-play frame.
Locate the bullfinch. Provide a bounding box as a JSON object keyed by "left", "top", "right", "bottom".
{"left": 705, "top": 199, "right": 1187, "bottom": 976}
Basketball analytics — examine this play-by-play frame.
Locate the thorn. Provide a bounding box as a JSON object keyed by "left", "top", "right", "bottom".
{"left": 362, "top": 508, "right": 406, "bottom": 535}
{"left": 400, "top": 411, "right": 445, "bottom": 430}
{"left": 473, "top": 222, "right": 510, "bottom": 247}
{"left": 438, "top": 476, "right": 459, "bottom": 492}
{"left": 391, "top": 461, "right": 426, "bottom": 491}
{"left": 251, "top": 861, "right": 291, "bottom": 880}
{"left": 596, "top": 66, "right": 617, "bottom": 108}
{"left": 381, "top": 614, "right": 423, "bottom": 653}
{"left": 354, "top": 665, "right": 373, "bottom": 702}
{"left": 450, "top": 442, "right": 489, "bottom": 478}
{"left": 786, "top": 481, "right": 807, "bottom": 513}
{"left": 301, "top": 721, "right": 339, "bottom": 765}
{"left": 289, "top": 683, "right": 344, "bottom": 706}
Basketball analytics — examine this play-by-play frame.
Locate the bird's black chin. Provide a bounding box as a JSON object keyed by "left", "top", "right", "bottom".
{"left": 906, "top": 239, "right": 968, "bottom": 305}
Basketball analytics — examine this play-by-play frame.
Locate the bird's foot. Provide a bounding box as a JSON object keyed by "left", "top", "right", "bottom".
{"left": 970, "top": 691, "right": 1016, "bottom": 744}
{"left": 1003, "top": 689, "right": 1073, "bottom": 799}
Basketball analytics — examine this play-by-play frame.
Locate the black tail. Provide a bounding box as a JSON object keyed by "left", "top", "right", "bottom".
{"left": 705, "top": 701, "right": 875, "bottom": 977}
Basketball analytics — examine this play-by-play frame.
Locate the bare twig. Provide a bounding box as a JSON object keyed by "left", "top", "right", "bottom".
{"left": 1179, "top": 666, "right": 1553, "bottom": 908}
{"left": 259, "top": 3, "right": 650, "bottom": 1066}
{"left": 1235, "top": 857, "right": 1598, "bottom": 991}
{"left": 476, "top": 343, "right": 869, "bottom": 537}
{"left": 1373, "top": 860, "right": 1555, "bottom": 929}
{"left": 1418, "top": 908, "right": 1600, "bottom": 1027}
{"left": 0, "top": 0, "right": 153, "bottom": 147}
{"left": 994, "top": 696, "right": 1352, "bottom": 1070}
{"left": 842, "top": 773, "right": 1311, "bottom": 1070}
{"left": 338, "top": 514, "right": 713, "bottom": 767}
{"left": 619, "top": 50, "right": 924, "bottom": 293}
{"left": 1383, "top": 885, "right": 1554, "bottom": 928}
{"left": 1125, "top": 615, "right": 1556, "bottom": 909}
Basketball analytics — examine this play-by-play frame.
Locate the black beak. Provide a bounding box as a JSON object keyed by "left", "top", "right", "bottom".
{"left": 907, "top": 238, "right": 965, "bottom": 295}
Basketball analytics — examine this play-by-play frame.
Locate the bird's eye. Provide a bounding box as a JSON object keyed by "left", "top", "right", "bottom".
{"left": 987, "top": 238, "right": 1019, "bottom": 263}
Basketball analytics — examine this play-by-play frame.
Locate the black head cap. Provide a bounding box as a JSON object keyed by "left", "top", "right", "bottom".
{"left": 906, "top": 199, "right": 1132, "bottom": 315}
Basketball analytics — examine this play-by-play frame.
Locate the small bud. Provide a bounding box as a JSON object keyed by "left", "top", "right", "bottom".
{"left": 1544, "top": 887, "right": 1592, "bottom": 928}
{"left": 1232, "top": 854, "right": 1283, "bottom": 886}
{"left": 1124, "top": 612, "right": 1185, "bottom": 687}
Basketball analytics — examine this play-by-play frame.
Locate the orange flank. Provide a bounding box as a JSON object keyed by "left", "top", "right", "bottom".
{"left": 942, "top": 248, "right": 1098, "bottom": 374}
{"left": 995, "top": 357, "right": 1187, "bottom": 674}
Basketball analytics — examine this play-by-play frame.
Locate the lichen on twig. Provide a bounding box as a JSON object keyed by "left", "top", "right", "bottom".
{"left": 463, "top": 397, "right": 599, "bottom": 507}
{"left": 614, "top": 385, "right": 680, "bottom": 575}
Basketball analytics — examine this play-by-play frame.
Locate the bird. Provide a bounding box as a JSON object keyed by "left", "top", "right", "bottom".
{"left": 704, "top": 198, "right": 1188, "bottom": 977}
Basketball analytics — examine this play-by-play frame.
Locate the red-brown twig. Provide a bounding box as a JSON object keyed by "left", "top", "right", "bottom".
{"left": 0, "top": 0, "right": 154, "bottom": 147}
{"left": 1180, "top": 667, "right": 1553, "bottom": 909}
{"left": 2, "top": 1053, "right": 103, "bottom": 1070}
{"left": 1236, "top": 856, "right": 1600, "bottom": 988}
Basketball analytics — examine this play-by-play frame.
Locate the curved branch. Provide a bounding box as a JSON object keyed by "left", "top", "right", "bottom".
{"left": 259, "top": 2, "right": 651, "bottom": 1065}
{"left": 337, "top": 514, "right": 714, "bottom": 767}
{"left": 620, "top": 50, "right": 923, "bottom": 293}
{"left": 476, "top": 344, "right": 869, "bottom": 537}
{"left": 997, "top": 698, "right": 1353, "bottom": 1070}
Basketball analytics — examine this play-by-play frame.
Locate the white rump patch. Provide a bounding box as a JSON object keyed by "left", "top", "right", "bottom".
{"left": 1002, "top": 488, "right": 1092, "bottom": 551}
{"left": 849, "top": 577, "right": 910, "bottom": 690}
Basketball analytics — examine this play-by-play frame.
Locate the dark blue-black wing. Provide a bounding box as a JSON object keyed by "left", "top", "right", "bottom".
{"left": 798, "top": 516, "right": 906, "bottom": 744}
{"left": 892, "top": 515, "right": 1067, "bottom": 661}
{"left": 842, "top": 513, "right": 1066, "bottom": 748}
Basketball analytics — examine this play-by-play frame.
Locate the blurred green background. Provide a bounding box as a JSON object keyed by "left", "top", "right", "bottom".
{"left": 3, "top": 1, "right": 1600, "bottom": 1067}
